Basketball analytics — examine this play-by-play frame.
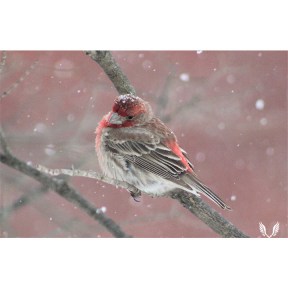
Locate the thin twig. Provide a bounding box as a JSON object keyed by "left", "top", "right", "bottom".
{"left": 85, "top": 51, "right": 136, "bottom": 95}
{"left": 155, "top": 71, "right": 175, "bottom": 119}
{"left": 85, "top": 50, "right": 249, "bottom": 238}
{"left": 0, "top": 130, "right": 131, "bottom": 238}
{"left": 1, "top": 59, "right": 39, "bottom": 99}
{"left": 0, "top": 128, "right": 12, "bottom": 155}
{"left": 0, "top": 185, "right": 49, "bottom": 223}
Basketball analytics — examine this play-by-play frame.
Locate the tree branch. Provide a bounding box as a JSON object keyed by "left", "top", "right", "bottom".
{"left": 85, "top": 51, "right": 136, "bottom": 95}
{"left": 36, "top": 165, "right": 248, "bottom": 237}
{"left": 36, "top": 164, "right": 139, "bottom": 193}
{"left": 0, "top": 129, "right": 131, "bottom": 238}
{"left": 170, "top": 190, "right": 248, "bottom": 237}
{"left": 85, "top": 50, "right": 249, "bottom": 238}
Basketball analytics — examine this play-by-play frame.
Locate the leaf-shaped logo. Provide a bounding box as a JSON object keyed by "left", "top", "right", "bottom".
{"left": 271, "top": 222, "right": 279, "bottom": 237}
{"left": 259, "top": 222, "right": 267, "bottom": 237}
{"left": 259, "top": 222, "right": 280, "bottom": 238}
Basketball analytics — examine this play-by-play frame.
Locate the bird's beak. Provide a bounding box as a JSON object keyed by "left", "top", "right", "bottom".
{"left": 108, "top": 112, "right": 123, "bottom": 124}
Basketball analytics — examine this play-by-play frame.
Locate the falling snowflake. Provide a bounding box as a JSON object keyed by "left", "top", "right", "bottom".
{"left": 255, "top": 99, "right": 265, "bottom": 110}
{"left": 179, "top": 73, "right": 190, "bottom": 82}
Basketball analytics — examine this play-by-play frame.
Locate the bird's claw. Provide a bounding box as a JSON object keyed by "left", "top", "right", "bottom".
{"left": 130, "top": 190, "right": 142, "bottom": 202}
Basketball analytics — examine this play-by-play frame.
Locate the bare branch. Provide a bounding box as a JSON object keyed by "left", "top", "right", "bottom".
{"left": 0, "top": 130, "right": 131, "bottom": 238}
{"left": 170, "top": 190, "right": 248, "bottom": 237}
{"left": 85, "top": 51, "right": 136, "bottom": 95}
{"left": 85, "top": 50, "right": 249, "bottom": 238}
{"left": 0, "top": 185, "right": 48, "bottom": 223}
{"left": 36, "top": 164, "right": 139, "bottom": 193}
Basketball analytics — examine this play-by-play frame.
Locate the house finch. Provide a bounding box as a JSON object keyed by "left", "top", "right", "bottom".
{"left": 96, "top": 94, "right": 231, "bottom": 210}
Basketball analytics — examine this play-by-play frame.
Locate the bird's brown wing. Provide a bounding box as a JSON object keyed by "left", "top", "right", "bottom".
{"left": 106, "top": 126, "right": 231, "bottom": 210}
{"left": 105, "top": 127, "right": 192, "bottom": 190}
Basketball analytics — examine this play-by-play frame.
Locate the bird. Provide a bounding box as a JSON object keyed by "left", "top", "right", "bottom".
{"left": 95, "top": 94, "right": 231, "bottom": 210}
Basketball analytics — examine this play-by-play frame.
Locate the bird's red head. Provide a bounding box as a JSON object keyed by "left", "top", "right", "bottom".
{"left": 106, "top": 94, "right": 152, "bottom": 127}
{"left": 113, "top": 94, "right": 146, "bottom": 117}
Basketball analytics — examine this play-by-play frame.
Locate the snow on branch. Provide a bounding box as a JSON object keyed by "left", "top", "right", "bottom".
{"left": 36, "top": 164, "right": 139, "bottom": 193}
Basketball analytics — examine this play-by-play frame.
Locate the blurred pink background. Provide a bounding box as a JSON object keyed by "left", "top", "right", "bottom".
{"left": 0, "top": 51, "right": 287, "bottom": 237}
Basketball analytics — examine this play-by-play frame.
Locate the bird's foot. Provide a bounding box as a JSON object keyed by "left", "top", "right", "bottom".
{"left": 130, "top": 189, "right": 142, "bottom": 202}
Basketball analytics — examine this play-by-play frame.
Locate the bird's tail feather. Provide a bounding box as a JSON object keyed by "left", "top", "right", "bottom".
{"left": 183, "top": 174, "right": 232, "bottom": 210}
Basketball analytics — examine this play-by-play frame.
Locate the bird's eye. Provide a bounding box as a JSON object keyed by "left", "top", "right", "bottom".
{"left": 127, "top": 116, "right": 134, "bottom": 120}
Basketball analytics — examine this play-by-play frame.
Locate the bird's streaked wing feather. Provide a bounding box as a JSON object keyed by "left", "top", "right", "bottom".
{"left": 105, "top": 127, "right": 193, "bottom": 190}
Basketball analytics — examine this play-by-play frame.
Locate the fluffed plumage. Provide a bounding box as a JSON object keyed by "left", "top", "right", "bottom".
{"left": 96, "top": 94, "right": 231, "bottom": 210}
